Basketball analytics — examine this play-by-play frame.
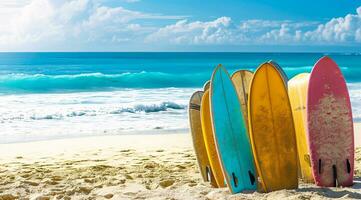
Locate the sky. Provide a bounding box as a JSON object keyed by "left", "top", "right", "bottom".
{"left": 0, "top": 0, "right": 360, "bottom": 52}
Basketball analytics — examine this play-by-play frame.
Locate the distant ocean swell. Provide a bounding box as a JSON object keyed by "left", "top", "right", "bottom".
{"left": 0, "top": 72, "right": 208, "bottom": 92}
{"left": 0, "top": 66, "right": 360, "bottom": 93}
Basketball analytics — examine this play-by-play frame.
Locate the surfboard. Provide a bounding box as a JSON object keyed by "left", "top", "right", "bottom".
{"left": 231, "top": 70, "right": 253, "bottom": 131}
{"left": 248, "top": 62, "right": 298, "bottom": 192}
{"left": 307, "top": 56, "right": 354, "bottom": 187}
{"left": 201, "top": 90, "right": 226, "bottom": 187}
{"left": 210, "top": 65, "right": 257, "bottom": 193}
{"left": 189, "top": 91, "right": 216, "bottom": 186}
{"left": 203, "top": 80, "right": 210, "bottom": 91}
{"left": 268, "top": 60, "right": 289, "bottom": 84}
{"left": 288, "top": 73, "right": 314, "bottom": 183}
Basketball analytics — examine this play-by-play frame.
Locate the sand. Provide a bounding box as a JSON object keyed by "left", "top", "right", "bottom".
{"left": 0, "top": 123, "right": 360, "bottom": 200}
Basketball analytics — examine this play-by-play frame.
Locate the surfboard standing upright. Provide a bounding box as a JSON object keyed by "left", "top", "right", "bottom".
{"left": 288, "top": 73, "right": 314, "bottom": 183}
{"left": 248, "top": 63, "right": 298, "bottom": 192}
{"left": 231, "top": 70, "right": 253, "bottom": 131}
{"left": 210, "top": 65, "right": 257, "bottom": 193}
{"left": 189, "top": 91, "right": 216, "bottom": 186}
{"left": 201, "top": 90, "right": 226, "bottom": 187}
{"left": 307, "top": 56, "right": 354, "bottom": 187}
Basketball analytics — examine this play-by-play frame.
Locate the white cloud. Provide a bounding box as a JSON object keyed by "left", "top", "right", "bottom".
{"left": 80, "top": 5, "right": 185, "bottom": 43}
{"left": 0, "top": 0, "right": 185, "bottom": 50}
{"left": 146, "top": 17, "right": 239, "bottom": 44}
{"left": 260, "top": 24, "right": 297, "bottom": 43}
{"left": 148, "top": 6, "right": 361, "bottom": 46}
{"left": 0, "top": 0, "right": 31, "bottom": 8}
{"left": 0, "top": 1, "right": 359, "bottom": 51}
{"left": 147, "top": 17, "right": 315, "bottom": 45}
{"left": 0, "top": 0, "right": 60, "bottom": 46}
{"left": 304, "top": 7, "right": 361, "bottom": 44}
{"left": 58, "top": 0, "right": 89, "bottom": 22}
{"left": 84, "top": 5, "right": 183, "bottom": 27}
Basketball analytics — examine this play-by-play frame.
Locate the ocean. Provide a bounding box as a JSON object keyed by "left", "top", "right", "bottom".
{"left": 0, "top": 52, "right": 360, "bottom": 143}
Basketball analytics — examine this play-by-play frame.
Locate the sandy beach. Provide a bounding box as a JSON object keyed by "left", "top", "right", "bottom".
{"left": 0, "top": 0, "right": 359, "bottom": 198}
{"left": 0, "top": 123, "right": 360, "bottom": 200}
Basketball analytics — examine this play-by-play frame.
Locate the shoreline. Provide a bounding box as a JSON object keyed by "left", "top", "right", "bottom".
{"left": 0, "top": 132, "right": 192, "bottom": 162}
{"left": 0, "top": 122, "right": 360, "bottom": 150}
{"left": 0, "top": 128, "right": 189, "bottom": 145}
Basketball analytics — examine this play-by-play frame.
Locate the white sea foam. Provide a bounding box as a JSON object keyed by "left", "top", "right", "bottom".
{"left": 348, "top": 83, "right": 361, "bottom": 122}
{"left": 0, "top": 88, "right": 195, "bottom": 143}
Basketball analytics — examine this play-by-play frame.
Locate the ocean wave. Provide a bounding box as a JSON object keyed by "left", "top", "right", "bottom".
{"left": 110, "top": 101, "right": 186, "bottom": 114}
{"left": 28, "top": 111, "right": 91, "bottom": 120}
{"left": 30, "top": 114, "right": 63, "bottom": 120}
{"left": 0, "top": 65, "right": 360, "bottom": 93}
{"left": 0, "top": 101, "right": 187, "bottom": 122}
{"left": 0, "top": 72, "right": 208, "bottom": 92}
{"left": 354, "top": 117, "right": 361, "bottom": 122}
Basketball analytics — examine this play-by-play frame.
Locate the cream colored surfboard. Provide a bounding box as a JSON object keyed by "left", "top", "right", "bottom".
{"left": 231, "top": 70, "right": 253, "bottom": 131}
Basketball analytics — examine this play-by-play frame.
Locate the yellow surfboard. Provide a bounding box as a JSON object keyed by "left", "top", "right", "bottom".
{"left": 189, "top": 91, "right": 216, "bottom": 187}
{"left": 248, "top": 63, "right": 298, "bottom": 192}
{"left": 288, "top": 73, "right": 313, "bottom": 183}
{"left": 231, "top": 70, "right": 253, "bottom": 131}
{"left": 200, "top": 90, "right": 226, "bottom": 187}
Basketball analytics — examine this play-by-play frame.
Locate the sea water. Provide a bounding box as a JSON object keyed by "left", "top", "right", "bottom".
{"left": 0, "top": 52, "right": 360, "bottom": 143}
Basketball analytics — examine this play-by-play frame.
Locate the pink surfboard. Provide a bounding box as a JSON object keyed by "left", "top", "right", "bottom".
{"left": 307, "top": 56, "right": 354, "bottom": 187}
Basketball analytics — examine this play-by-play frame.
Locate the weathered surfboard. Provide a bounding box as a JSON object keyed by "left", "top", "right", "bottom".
{"left": 248, "top": 62, "right": 298, "bottom": 192}
{"left": 231, "top": 70, "right": 253, "bottom": 131}
{"left": 189, "top": 91, "right": 216, "bottom": 186}
{"left": 307, "top": 56, "right": 354, "bottom": 187}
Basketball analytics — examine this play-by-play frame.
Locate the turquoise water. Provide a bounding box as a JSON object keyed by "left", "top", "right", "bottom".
{"left": 0, "top": 52, "right": 360, "bottom": 143}
{"left": 0, "top": 52, "right": 360, "bottom": 93}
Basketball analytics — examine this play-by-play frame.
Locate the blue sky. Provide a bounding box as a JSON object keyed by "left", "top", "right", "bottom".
{"left": 0, "top": 0, "right": 360, "bottom": 52}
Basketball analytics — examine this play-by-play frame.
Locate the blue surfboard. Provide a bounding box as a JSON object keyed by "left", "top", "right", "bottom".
{"left": 210, "top": 65, "right": 257, "bottom": 193}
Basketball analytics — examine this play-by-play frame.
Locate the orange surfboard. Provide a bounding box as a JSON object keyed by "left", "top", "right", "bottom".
{"left": 201, "top": 90, "right": 226, "bottom": 187}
